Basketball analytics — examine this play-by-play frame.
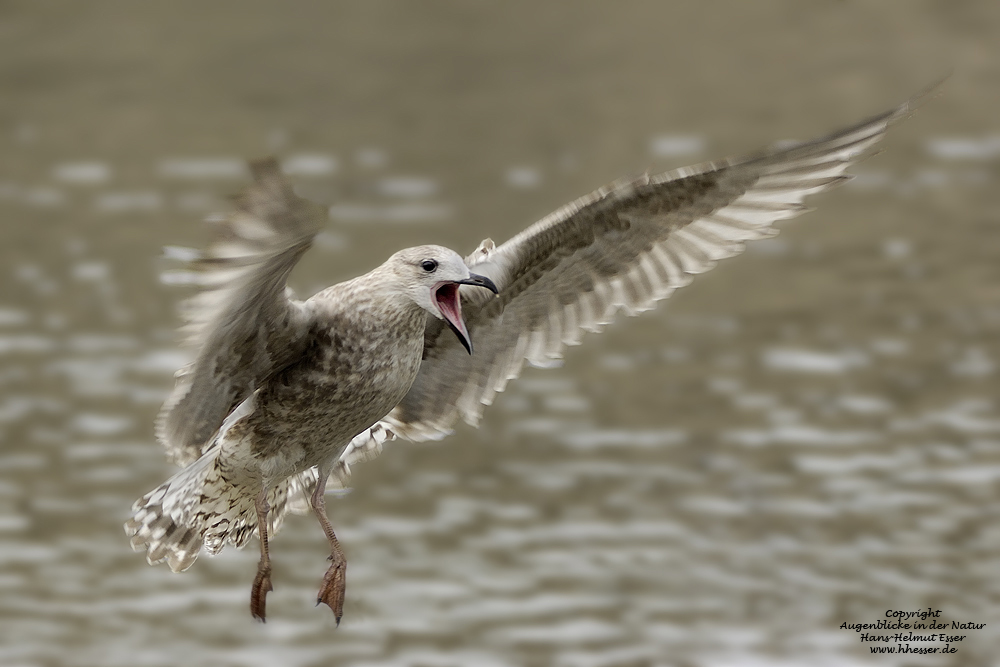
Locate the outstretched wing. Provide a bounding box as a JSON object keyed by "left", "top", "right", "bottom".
{"left": 156, "top": 158, "right": 322, "bottom": 466}
{"left": 383, "top": 86, "right": 938, "bottom": 441}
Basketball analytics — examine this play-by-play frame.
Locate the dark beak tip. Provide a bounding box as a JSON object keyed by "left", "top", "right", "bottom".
{"left": 458, "top": 332, "right": 473, "bottom": 355}
{"left": 444, "top": 319, "right": 474, "bottom": 355}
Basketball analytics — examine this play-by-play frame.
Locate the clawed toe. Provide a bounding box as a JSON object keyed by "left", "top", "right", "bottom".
{"left": 250, "top": 566, "right": 273, "bottom": 621}
{"left": 316, "top": 558, "right": 347, "bottom": 625}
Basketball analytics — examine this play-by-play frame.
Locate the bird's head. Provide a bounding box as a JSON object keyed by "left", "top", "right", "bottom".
{"left": 389, "top": 245, "right": 498, "bottom": 354}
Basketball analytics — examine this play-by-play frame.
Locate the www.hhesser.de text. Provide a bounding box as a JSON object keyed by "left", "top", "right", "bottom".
{"left": 869, "top": 644, "right": 959, "bottom": 655}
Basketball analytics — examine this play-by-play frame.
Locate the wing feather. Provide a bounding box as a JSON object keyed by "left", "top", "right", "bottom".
{"left": 379, "top": 85, "right": 938, "bottom": 442}
{"left": 156, "top": 159, "right": 322, "bottom": 466}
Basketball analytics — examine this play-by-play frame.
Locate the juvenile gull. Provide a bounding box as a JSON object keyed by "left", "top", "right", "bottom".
{"left": 126, "top": 85, "right": 937, "bottom": 622}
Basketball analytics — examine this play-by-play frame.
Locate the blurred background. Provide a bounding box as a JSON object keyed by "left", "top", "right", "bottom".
{"left": 1, "top": 1, "right": 998, "bottom": 665}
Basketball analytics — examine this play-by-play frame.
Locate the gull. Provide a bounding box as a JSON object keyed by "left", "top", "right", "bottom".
{"left": 126, "top": 84, "right": 937, "bottom": 623}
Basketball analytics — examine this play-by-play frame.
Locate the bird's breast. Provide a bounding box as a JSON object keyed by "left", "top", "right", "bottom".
{"left": 245, "top": 305, "right": 427, "bottom": 471}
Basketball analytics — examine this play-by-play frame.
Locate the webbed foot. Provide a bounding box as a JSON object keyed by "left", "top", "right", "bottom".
{"left": 316, "top": 555, "right": 346, "bottom": 625}
{"left": 250, "top": 565, "right": 273, "bottom": 621}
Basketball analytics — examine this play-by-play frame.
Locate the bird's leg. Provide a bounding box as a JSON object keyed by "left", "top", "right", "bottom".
{"left": 249, "top": 486, "right": 273, "bottom": 621}
{"left": 311, "top": 463, "right": 347, "bottom": 625}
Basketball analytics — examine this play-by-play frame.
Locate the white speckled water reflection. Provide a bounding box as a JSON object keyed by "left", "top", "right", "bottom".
{"left": 2, "top": 3, "right": 999, "bottom": 666}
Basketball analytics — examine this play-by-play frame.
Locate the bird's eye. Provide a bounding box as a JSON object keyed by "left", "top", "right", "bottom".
{"left": 421, "top": 259, "right": 438, "bottom": 272}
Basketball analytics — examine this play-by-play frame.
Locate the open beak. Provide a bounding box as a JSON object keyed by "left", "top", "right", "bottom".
{"left": 434, "top": 273, "right": 499, "bottom": 354}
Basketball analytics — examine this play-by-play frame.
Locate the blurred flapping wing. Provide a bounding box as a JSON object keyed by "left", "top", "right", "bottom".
{"left": 156, "top": 158, "right": 321, "bottom": 466}
{"left": 385, "top": 87, "right": 937, "bottom": 441}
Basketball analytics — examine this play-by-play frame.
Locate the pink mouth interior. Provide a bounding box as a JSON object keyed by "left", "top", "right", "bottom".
{"left": 434, "top": 283, "right": 462, "bottom": 326}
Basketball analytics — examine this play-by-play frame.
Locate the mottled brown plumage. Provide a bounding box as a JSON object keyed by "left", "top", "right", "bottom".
{"left": 126, "top": 162, "right": 497, "bottom": 620}
{"left": 126, "top": 84, "right": 938, "bottom": 623}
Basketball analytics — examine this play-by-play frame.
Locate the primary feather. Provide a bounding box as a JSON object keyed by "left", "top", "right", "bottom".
{"left": 384, "top": 84, "right": 938, "bottom": 441}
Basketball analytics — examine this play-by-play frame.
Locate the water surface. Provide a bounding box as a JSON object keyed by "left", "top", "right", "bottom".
{"left": 1, "top": 3, "right": 998, "bottom": 665}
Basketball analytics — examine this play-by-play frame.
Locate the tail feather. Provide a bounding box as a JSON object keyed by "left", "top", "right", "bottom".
{"left": 125, "top": 448, "right": 319, "bottom": 572}
{"left": 125, "top": 422, "right": 396, "bottom": 572}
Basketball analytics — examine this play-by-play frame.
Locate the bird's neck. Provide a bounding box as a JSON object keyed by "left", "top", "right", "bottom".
{"left": 311, "top": 272, "right": 427, "bottom": 335}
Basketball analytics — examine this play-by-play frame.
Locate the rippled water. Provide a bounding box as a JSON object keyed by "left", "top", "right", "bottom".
{"left": 2, "top": 3, "right": 999, "bottom": 666}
